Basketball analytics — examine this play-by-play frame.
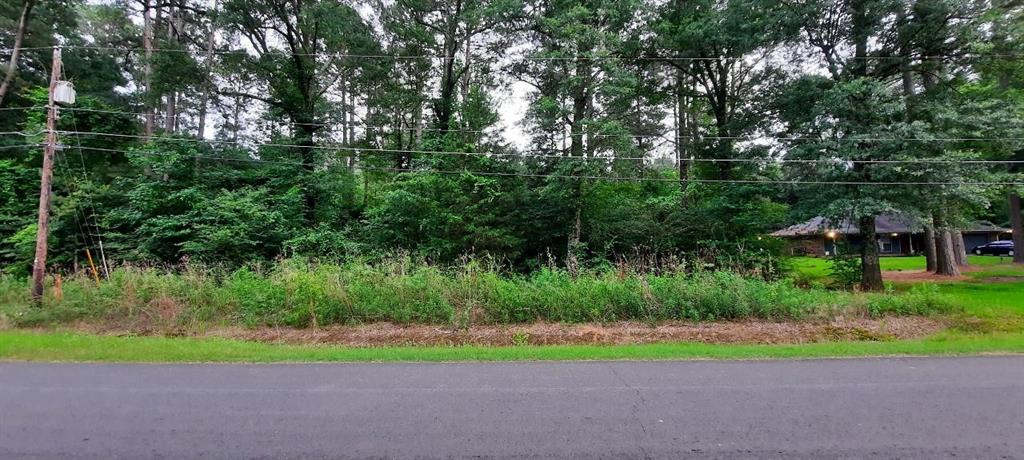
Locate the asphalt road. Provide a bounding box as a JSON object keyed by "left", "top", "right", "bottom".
{"left": 1, "top": 357, "right": 1023, "bottom": 459}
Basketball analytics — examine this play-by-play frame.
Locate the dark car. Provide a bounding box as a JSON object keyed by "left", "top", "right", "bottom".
{"left": 972, "top": 240, "right": 1014, "bottom": 256}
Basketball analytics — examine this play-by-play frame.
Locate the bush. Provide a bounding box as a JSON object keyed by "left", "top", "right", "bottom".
{"left": 865, "top": 284, "right": 957, "bottom": 317}
{"left": 0, "top": 258, "right": 952, "bottom": 330}
{"left": 828, "top": 244, "right": 862, "bottom": 289}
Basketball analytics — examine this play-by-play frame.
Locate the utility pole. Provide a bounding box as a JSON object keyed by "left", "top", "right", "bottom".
{"left": 31, "top": 47, "right": 62, "bottom": 303}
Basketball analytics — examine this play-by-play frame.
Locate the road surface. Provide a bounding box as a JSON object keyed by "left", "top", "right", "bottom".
{"left": 1, "top": 357, "right": 1023, "bottom": 459}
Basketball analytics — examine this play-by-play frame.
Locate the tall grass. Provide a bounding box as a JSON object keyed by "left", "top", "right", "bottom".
{"left": 0, "top": 258, "right": 950, "bottom": 330}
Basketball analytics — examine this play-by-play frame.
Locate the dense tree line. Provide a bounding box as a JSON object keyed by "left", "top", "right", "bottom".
{"left": 1, "top": 0, "right": 1022, "bottom": 289}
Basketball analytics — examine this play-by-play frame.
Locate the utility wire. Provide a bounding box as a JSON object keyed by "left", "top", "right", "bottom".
{"left": 52, "top": 147, "right": 101, "bottom": 260}
{"left": 71, "top": 145, "right": 1024, "bottom": 186}
{"left": 54, "top": 129, "right": 1024, "bottom": 146}
{"left": 65, "top": 106, "right": 112, "bottom": 278}
{"left": 8, "top": 45, "right": 1024, "bottom": 61}
{"left": 30, "top": 106, "right": 1024, "bottom": 142}
{"left": 6, "top": 107, "right": 1024, "bottom": 144}
{"left": 0, "top": 106, "right": 45, "bottom": 111}
{"left": 7, "top": 129, "right": 1023, "bottom": 165}
{"left": 55, "top": 130, "right": 1024, "bottom": 164}
{"left": 0, "top": 130, "right": 45, "bottom": 136}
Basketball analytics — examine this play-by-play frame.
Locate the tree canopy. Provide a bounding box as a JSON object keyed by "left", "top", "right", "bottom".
{"left": 1, "top": 0, "right": 1021, "bottom": 288}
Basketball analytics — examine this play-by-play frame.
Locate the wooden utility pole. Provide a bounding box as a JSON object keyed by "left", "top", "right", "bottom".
{"left": 31, "top": 47, "right": 62, "bottom": 303}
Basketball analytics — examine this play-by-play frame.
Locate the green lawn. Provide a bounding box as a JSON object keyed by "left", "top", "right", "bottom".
{"left": 788, "top": 255, "right": 1024, "bottom": 316}
{"left": 789, "top": 255, "right": 1021, "bottom": 283}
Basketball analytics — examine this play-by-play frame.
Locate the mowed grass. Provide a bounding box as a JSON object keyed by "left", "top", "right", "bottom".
{"left": 788, "top": 255, "right": 1017, "bottom": 281}
{"left": 1, "top": 329, "right": 1023, "bottom": 363}
{"left": 789, "top": 255, "right": 1024, "bottom": 316}
{"left": 789, "top": 256, "right": 1024, "bottom": 335}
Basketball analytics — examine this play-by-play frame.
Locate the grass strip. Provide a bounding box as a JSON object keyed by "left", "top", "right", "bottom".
{"left": 2, "top": 330, "right": 1023, "bottom": 363}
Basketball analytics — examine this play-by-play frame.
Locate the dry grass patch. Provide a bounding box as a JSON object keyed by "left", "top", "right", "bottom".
{"left": 196, "top": 317, "right": 945, "bottom": 347}
{"left": 883, "top": 268, "right": 975, "bottom": 283}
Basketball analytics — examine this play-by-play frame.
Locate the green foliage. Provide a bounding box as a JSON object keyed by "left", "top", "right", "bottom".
{"left": 1, "top": 224, "right": 36, "bottom": 275}
{"left": 0, "top": 258, "right": 956, "bottom": 330}
{"left": 0, "top": 161, "right": 37, "bottom": 266}
{"left": 828, "top": 244, "right": 862, "bottom": 290}
{"left": 181, "top": 187, "right": 303, "bottom": 264}
{"left": 866, "top": 284, "right": 958, "bottom": 318}
{"left": 1, "top": 0, "right": 1020, "bottom": 286}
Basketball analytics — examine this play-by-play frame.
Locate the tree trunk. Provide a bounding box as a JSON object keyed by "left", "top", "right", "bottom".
{"left": 711, "top": 99, "right": 732, "bottom": 180}
{"left": 163, "top": 3, "right": 177, "bottom": 133}
{"left": 412, "top": 80, "right": 424, "bottom": 154}
{"left": 365, "top": 104, "right": 375, "bottom": 146}
{"left": 897, "top": 4, "right": 915, "bottom": 117}
{"left": 196, "top": 6, "right": 216, "bottom": 138}
{"left": 675, "top": 67, "right": 690, "bottom": 187}
{"left": 1011, "top": 192, "right": 1024, "bottom": 264}
{"left": 434, "top": 0, "right": 464, "bottom": 135}
{"left": 347, "top": 86, "right": 355, "bottom": 144}
{"left": 0, "top": 0, "right": 35, "bottom": 107}
{"left": 933, "top": 213, "right": 960, "bottom": 276}
{"left": 164, "top": 92, "right": 177, "bottom": 133}
{"left": 566, "top": 204, "right": 582, "bottom": 277}
{"left": 297, "top": 120, "right": 318, "bottom": 225}
{"left": 995, "top": 2, "right": 1022, "bottom": 264}
{"left": 924, "top": 224, "right": 937, "bottom": 272}
{"left": 142, "top": 0, "right": 155, "bottom": 138}
{"left": 850, "top": 0, "right": 880, "bottom": 292}
{"left": 340, "top": 76, "right": 349, "bottom": 145}
{"left": 850, "top": 0, "right": 869, "bottom": 76}
{"left": 569, "top": 55, "right": 590, "bottom": 158}
{"left": 934, "top": 229, "right": 960, "bottom": 276}
{"left": 952, "top": 231, "right": 968, "bottom": 266}
{"left": 461, "top": 34, "right": 471, "bottom": 109}
{"left": 231, "top": 93, "right": 241, "bottom": 142}
{"left": 859, "top": 215, "right": 884, "bottom": 291}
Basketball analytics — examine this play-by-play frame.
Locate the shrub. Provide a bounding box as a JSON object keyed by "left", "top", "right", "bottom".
{"left": 865, "top": 284, "right": 957, "bottom": 317}
{"left": 828, "top": 244, "right": 862, "bottom": 289}
{"left": 224, "top": 267, "right": 283, "bottom": 325}
{"left": 0, "top": 258, "right": 949, "bottom": 330}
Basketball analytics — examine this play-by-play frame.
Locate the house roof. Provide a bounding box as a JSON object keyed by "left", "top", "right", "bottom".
{"left": 771, "top": 212, "right": 1009, "bottom": 237}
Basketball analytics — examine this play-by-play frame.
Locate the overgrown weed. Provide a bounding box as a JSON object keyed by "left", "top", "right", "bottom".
{"left": 0, "top": 257, "right": 954, "bottom": 331}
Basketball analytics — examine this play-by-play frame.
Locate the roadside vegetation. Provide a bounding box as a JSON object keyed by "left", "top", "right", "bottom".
{"left": 789, "top": 255, "right": 1018, "bottom": 286}
{"left": 0, "top": 258, "right": 956, "bottom": 332}
{"left": 2, "top": 256, "right": 1022, "bottom": 361}
{"left": 1, "top": 0, "right": 1023, "bottom": 362}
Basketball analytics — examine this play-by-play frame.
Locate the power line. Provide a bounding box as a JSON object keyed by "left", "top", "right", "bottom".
{"left": 9, "top": 45, "right": 1024, "bottom": 62}
{"left": 0, "top": 130, "right": 44, "bottom": 137}
{"left": 64, "top": 105, "right": 112, "bottom": 279}
{"left": 55, "top": 130, "right": 1024, "bottom": 164}
{"left": 47, "top": 106, "right": 1024, "bottom": 142}
{"left": 5, "top": 129, "right": 1023, "bottom": 165}
{"left": 4, "top": 107, "right": 1022, "bottom": 143}
{"left": 0, "top": 106, "right": 45, "bottom": 112}
{"left": 52, "top": 128, "right": 1024, "bottom": 147}
{"left": 71, "top": 145, "right": 1024, "bottom": 186}
{"left": 53, "top": 147, "right": 100, "bottom": 252}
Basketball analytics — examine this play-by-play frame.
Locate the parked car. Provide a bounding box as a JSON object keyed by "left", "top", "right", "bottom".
{"left": 972, "top": 240, "right": 1014, "bottom": 256}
